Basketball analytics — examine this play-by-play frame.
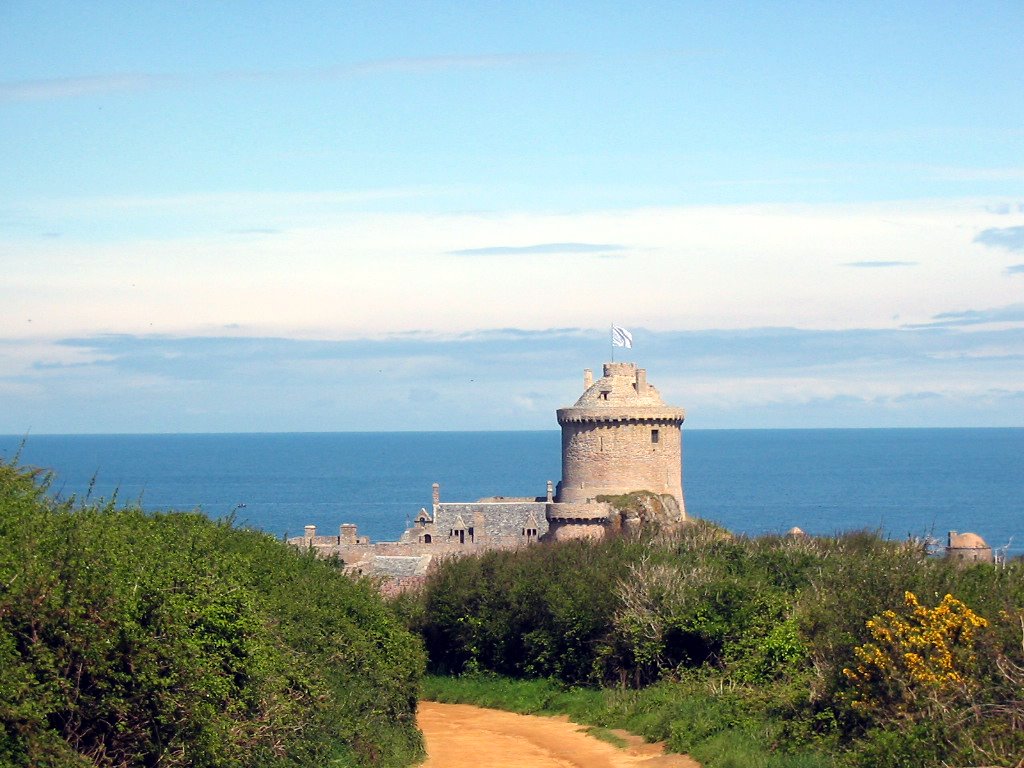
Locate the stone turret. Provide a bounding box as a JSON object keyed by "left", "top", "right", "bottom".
{"left": 945, "top": 531, "right": 994, "bottom": 563}
{"left": 555, "top": 361, "right": 686, "bottom": 516}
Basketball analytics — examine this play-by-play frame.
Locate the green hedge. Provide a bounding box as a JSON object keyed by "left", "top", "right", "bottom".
{"left": 406, "top": 522, "right": 1024, "bottom": 767}
{"left": 0, "top": 462, "right": 424, "bottom": 768}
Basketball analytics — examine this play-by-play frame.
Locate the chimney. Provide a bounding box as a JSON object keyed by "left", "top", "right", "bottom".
{"left": 304, "top": 525, "right": 316, "bottom": 540}
{"left": 432, "top": 482, "right": 440, "bottom": 505}
{"left": 546, "top": 480, "right": 554, "bottom": 503}
{"left": 583, "top": 368, "right": 593, "bottom": 390}
{"left": 636, "top": 368, "right": 648, "bottom": 396}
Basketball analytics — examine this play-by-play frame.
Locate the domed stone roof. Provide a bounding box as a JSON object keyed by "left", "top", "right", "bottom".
{"left": 558, "top": 362, "right": 684, "bottom": 424}
{"left": 947, "top": 531, "right": 989, "bottom": 549}
{"left": 574, "top": 362, "right": 668, "bottom": 407}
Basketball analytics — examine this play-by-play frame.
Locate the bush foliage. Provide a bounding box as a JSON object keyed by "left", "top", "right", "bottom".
{"left": 0, "top": 462, "right": 424, "bottom": 768}
{"left": 407, "top": 521, "right": 1024, "bottom": 767}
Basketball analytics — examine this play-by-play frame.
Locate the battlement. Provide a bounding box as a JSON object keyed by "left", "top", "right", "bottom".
{"left": 602, "top": 361, "right": 637, "bottom": 377}
{"left": 569, "top": 361, "right": 673, "bottom": 410}
{"left": 556, "top": 407, "right": 685, "bottom": 425}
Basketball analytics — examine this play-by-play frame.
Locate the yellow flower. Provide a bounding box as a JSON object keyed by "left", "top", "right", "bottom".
{"left": 847, "top": 591, "right": 987, "bottom": 717}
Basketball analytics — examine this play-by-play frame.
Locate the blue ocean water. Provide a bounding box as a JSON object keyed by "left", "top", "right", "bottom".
{"left": 1, "top": 429, "right": 1021, "bottom": 557}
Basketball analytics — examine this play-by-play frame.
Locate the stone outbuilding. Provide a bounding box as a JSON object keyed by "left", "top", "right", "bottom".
{"left": 945, "top": 531, "right": 994, "bottom": 563}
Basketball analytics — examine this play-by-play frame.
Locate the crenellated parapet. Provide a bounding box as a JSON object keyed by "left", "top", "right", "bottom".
{"left": 556, "top": 408, "right": 685, "bottom": 425}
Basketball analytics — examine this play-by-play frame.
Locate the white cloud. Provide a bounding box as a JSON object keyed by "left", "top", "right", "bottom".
{"left": 448, "top": 242, "right": 626, "bottom": 256}
{"left": 842, "top": 261, "right": 917, "bottom": 268}
{"left": 2, "top": 197, "right": 1022, "bottom": 342}
{"left": 0, "top": 338, "right": 115, "bottom": 378}
{"left": 4, "top": 325, "right": 1022, "bottom": 432}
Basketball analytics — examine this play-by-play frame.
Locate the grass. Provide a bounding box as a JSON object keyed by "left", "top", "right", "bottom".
{"left": 421, "top": 673, "right": 603, "bottom": 718}
{"left": 584, "top": 727, "right": 630, "bottom": 749}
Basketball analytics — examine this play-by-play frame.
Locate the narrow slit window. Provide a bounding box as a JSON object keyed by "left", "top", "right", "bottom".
{"left": 651, "top": 429, "right": 660, "bottom": 444}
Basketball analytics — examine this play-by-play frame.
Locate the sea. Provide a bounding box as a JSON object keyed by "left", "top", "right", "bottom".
{"left": 1, "top": 429, "right": 1021, "bottom": 558}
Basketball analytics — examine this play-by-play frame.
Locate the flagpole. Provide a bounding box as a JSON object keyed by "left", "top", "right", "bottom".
{"left": 610, "top": 323, "right": 614, "bottom": 362}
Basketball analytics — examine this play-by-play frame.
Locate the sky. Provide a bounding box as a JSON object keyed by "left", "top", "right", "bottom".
{"left": 1, "top": 1, "right": 1022, "bottom": 433}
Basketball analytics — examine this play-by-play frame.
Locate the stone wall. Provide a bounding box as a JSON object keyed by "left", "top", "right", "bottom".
{"left": 545, "top": 518, "right": 607, "bottom": 541}
{"left": 545, "top": 500, "right": 612, "bottom": 541}
{"left": 372, "top": 555, "right": 432, "bottom": 578}
{"left": 558, "top": 419, "right": 683, "bottom": 509}
{"left": 378, "top": 575, "right": 427, "bottom": 598}
{"left": 290, "top": 500, "right": 552, "bottom": 581}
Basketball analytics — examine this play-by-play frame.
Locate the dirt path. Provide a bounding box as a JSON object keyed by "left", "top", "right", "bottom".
{"left": 417, "top": 701, "right": 700, "bottom": 768}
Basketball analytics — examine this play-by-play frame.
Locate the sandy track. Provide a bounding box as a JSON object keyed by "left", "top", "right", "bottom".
{"left": 417, "top": 701, "right": 700, "bottom": 768}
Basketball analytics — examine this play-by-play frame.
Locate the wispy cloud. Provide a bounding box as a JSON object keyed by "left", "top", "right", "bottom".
{"left": 843, "top": 260, "right": 917, "bottom": 268}
{"left": 827, "top": 127, "right": 1024, "bottom": 144}
{"left": 984, "top": 203, "right": 1024, "bottom": 216}
{"left": 343, "top": 53, "right": 574, "bottom": 75}
{"left": 974, "top": 225, "right": 1024, "bottom": 253}
{"left": 2, "top": 199, "right": 1017, "bottom": 339}
{"left": 51, "top": 188, "right": 428, "bottom": 212}
{"left": 908, "top": 303, "right": 1024, "bottom": 328}
{"left": 448, "top": 242, "right": 627, "bottom": 256}
{"left": 5, "top": 323, "right": 1022, "bottom": 432}
{"left": 927, "top": 166, "right": 1024, "bottom": 182}
{"left": 0, "top": 73, "right": 181, "bottom": 102}
{"left": 25, "top": 325, "right": 1024, "bottom": 393}
{"left": 1007, "top": 265, "right": 1024, "bottom": 275}
{"left": 0, "top": 53, "right": 573, "bottom": 104}
{"left": 227, "top": 227, "right": 281, "bottom": 235}
{"left": 30, "top": 324, "right": 1024, "bottom": 384}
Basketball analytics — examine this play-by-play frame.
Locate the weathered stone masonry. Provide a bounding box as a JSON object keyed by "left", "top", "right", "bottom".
{"left": 292, "top": 361, "right": 1004, "bottom": 579}
{"left": 556, "top": 362, "right": 685, "bottom": 513}
{"left": 290, "top": 360, "right": 687, "bottom": 582}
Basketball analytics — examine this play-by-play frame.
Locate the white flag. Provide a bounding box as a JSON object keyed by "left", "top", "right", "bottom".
{"left": 611, "top": 325, "right": 632, "bottom": 349}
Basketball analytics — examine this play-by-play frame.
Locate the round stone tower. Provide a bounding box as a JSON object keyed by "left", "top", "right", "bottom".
{"left": 555, "top": 362, "right": 686, "bottom": 516}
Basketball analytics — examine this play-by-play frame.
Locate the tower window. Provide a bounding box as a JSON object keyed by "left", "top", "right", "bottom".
{"left": 651, "top": 429, "right": 660, "bottom": 444}
{"left": 599, "top": 390, "right": 610, "bottom": 400}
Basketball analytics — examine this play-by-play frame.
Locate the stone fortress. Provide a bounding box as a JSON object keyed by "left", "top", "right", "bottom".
{"left": 290, "top": 359, "right": 998, "bottom": 586}
{"left": 291, "top": 361, "right": 688, "bottom": 585}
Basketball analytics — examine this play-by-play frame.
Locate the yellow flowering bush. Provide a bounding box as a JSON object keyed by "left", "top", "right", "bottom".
{"left": 843, "top": 591, "right": 988, "bottom": 720}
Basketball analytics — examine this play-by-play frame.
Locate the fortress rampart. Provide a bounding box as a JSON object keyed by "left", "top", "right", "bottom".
{"left": 291, "top": 359, "right": 688, "bottom": 585}
{"left": 290, "top": 359, "right": 1002, "bottom": 585}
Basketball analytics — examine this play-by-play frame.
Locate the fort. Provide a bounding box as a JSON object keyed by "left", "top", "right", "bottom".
{"left": 290, "top": 360, "right": 1002, "bottom": 587}
{"left": 290, "top": 360, "right": 687, "bottom": 589}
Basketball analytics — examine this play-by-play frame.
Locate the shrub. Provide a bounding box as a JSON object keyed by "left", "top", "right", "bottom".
{"left": 843, "top": 591, "right": 988, "bottom": 722}
{"left": 0, "top": 462, "right": 423, "bottom": 768}
{"left": 412, "top": 522, "right": 1024, "bottom": 766}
